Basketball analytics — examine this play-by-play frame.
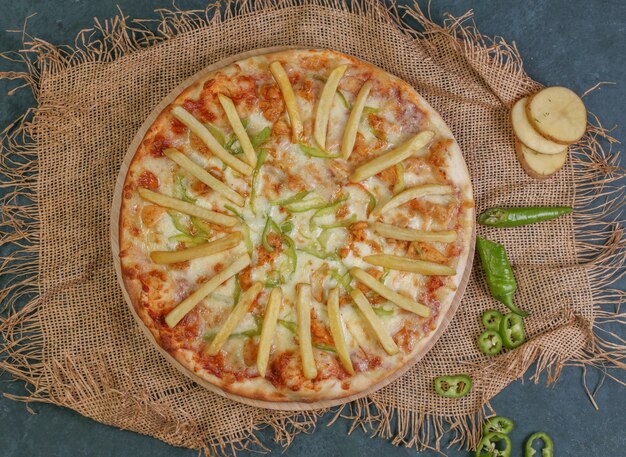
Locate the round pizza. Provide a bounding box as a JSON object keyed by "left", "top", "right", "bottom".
{"left": 118, "top": 49, "right": 474, "bottom": 403}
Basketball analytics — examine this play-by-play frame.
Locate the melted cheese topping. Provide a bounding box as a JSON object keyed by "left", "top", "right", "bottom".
{"left": 119, "top": 49, "right": 474, "bottom": 401}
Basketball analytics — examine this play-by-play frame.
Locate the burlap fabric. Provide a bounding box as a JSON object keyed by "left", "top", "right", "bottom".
{"left": 1, "top": 1, "right": 624, "bottom": 454}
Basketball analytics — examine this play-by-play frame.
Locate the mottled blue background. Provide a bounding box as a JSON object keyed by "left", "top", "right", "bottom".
{"left": 0, "top": 1, "right": 624, "bottom": 455}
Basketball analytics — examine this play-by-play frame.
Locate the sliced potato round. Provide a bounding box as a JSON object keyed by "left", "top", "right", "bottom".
{"left": 511, "top": 97, "right": 565, "bottom": 155}
{"left": 526, "top": 86, "right": 586, "bottom": 144}
{"left": 515, "top": 139, "right": 567, "bottom": 179}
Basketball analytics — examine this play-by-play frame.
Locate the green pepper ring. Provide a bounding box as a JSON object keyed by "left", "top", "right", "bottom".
{"left": 478, "top": 330, "right": 503, "bottom": 356}
{"left": 475, "top": 431, "right": 512, "bottom": 457}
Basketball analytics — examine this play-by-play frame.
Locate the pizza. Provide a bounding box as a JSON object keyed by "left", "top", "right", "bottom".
{"left": 118, "top": 49, "right": 474, "bottom": 403}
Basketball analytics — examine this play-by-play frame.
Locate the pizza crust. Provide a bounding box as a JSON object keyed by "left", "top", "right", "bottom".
{"left": 117, "top": 48, "right": 474, "bottom": 405}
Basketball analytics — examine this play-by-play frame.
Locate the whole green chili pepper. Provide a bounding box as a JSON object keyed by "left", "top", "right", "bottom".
{"left": 500, "top": 313, "right": 526, "bottom": 349}
{"left": 434, "top": 374, "right": 472, "bottom": 398}
{"left": 478, "top": 206, "right": 572, "bottom": 228}
{"left": 478, "top": 330, "right": 503, "bottom": 356}
{"left": 482, "top": 309, "right": 503, "bottom": 331}
{"left": 476, "top": 236, "right": 527, "bottom": 317}
{"left": 525, "top": 432, "right": 553, "bottom": 457}
{"left": 475, "top": 432, "right": 511, "bottom": 457}
{"left": 483, "top": 416, "right": 515, "bottom": 435}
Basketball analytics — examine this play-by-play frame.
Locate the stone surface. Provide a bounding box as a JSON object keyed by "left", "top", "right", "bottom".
{"left": 0, "top": 1, "right": 624, "bottom": 455}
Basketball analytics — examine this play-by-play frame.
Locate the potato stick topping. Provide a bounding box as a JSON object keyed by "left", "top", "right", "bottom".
{"left": 349, "top": 130, "right": 434, "bottom": 182}
{"left": 150, "top": 232, "right": 242, "bottom": 264}
{"left": 364, "top": 254, "right": 456, "bottom": 276}
{"left": 371, "top": 222, "right": 457, "bottom": 243}
{"left": 342, "top": 80, "right": 372, "bottom": 159}
{"left": 296, "top": 284, "right": 318, "bottom": 379}
{"left": 350, "top": 267, "right": 431, "bottom": 317}
{"left": 164, "top": 148, "right": 245, "bottom": 206}
{"left": 171, "top": 106, "right": 253, "bottom": 175}
{"left": 350, "top": 289, "right": 399, "bottom": 355}
{"left": 165, "top": 254, "right": 251, "bottom": 327}
{"left": 138, "top": 188, "right": 237, "bottom": 227}
{"left": 269, "top": 61, "right": 303, "bottom": 143}
{"left": 327, "top": 287, "right": 355, "bottom": 374}
{"left": 314, "top": 65, "right": 348, "bottom": 149}
{"left": 257, "top": 287, "right": 283, "bottom": 377}
{"left": 206, "top": 281, "right": 263, "bottom": 355}
{"left": 217, "top": 94, "right": 258, "bottom": 167}
{"left": 373, "top": 184, "right": 453, "bottom": 215}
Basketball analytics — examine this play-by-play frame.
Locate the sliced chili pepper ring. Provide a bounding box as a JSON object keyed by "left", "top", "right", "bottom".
{"left": 500, "top": 313, "right": 526, "bottom": 349}
{"left": 525, "top": 431, "right": 554, "bottom": 457}
{"left": 434, "top": 374, "right": 473, "bottom": 398}
{"left": 481, "top": 309, "right": 503, "bottom": 330}
{"left": 483, "top": 416, "right": 515, "bottom": 435}
{"left": 478, "top": 330, "right": 503, "bottom": 356}
{"left": 475, "top": 431, "right": 512, "bottom": 457}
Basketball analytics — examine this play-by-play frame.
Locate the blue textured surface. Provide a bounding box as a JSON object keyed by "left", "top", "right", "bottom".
{"left": 0, "top": 1, "right": 624, "bottom": 456}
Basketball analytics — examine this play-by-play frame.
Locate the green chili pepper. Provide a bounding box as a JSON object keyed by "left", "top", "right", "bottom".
{"left": 525, "top": 432, "right": 553, "bottom": 457}
{"left": 373, "top": 304, "right": 395, "bottom": 316}
{"left": 434, "top": 374, "right": 472, "bottom": 398}
{"left": 174, "top": 175, "right": 197, "bottom": 203}
{"left": 280, "top": 220, "right": 294, "bottom": 234}
{"left": 250, "top": 127, "right": 271, "bottom": 148}
{"left": 482, "top": 309, "right": 503, "bottom": 331}
{"left": 261, "top": 217, "right": 275, "bottom": 252}
{"left": 478, "top": 330, "right": 503, "bottom": 356}
{"left": 500, "top": 313, "right": 526, "bottom": 349}
{"left": 232, "top": 274, "right": 242, "bottom": 305}
{"left": 168, "top": 211, "right": 190, "bottom": 234}
{"left": 362, "top": 106, "right": 379, "bottom": 114}
{"left": 249, "top": 148, "right": 268, "bottom": 214}
{"left": 168, "top": 234, "right": 207, "bottom": 246}
{"left": 478, "top": 207, "right": 572, "bottom": 228}
{"left": 337, "top": 90, "right": 351, "bottom": 109}
{"left": 281, "top": 233, "right": 298, "bottom": 273}
{"left": 330, "top": 269, "right": 353, "bottom": 292}
{"left": 320, "top": 214, "right": 357, "bottom": 230}
{"left": 284, "top": 195, "right": 328, "bottom": 213}
{"left": 278, "top": 319, "right": 298, "bottom": 335}
{"left": 298, "top": 143, "right": 341, "bottom": 159}
{"left": 270, "top": 190, "right": 311, "bottom": 206}
{"left": 298, "top": 246, "right": 340, "bottom": 261}
{"left": 483, "top": 416, "right": 515, "bottom": 435}
{"left": 205, "top": 123, "right": 226, "bottom": 146}
{"left": 476, "top": 236, "right": 527, "bottom": 317}
{"left": 475, "top": 432, "right": 511, "bottom": 457}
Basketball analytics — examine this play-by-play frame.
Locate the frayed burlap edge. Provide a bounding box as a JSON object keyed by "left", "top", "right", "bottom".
{"left": 0, "top": 1, "right": 624, "bottom": 454}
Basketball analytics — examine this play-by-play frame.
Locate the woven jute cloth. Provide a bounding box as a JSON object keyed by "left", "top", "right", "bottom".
{"left": 1, "top": 1, "right": 624, "bottom": 454}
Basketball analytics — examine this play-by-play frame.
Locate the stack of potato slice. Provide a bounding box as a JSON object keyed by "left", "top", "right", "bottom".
{"left": 511, "top": 86, "right": 587, "bottom": 179}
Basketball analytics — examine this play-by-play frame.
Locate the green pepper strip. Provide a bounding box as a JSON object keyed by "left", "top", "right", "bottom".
{"left": 277, "top": 320, "right": 337, "bottom": 353}
{"left": 232, "top": 274, "right": 242, "bottom": 306}
{"left": 476, "top": 236, "right": 527, "bottom": 316}
{"left": 379, "top": 268, "right": 390, "bottom": 284}
{"left": 280, "top": 220, "right": 294, "bottom": 234}
{"left": 168, "top": 211, "right": 190, "bottom": 235}
{"left": 478, "top": 207, "right": 572, "bottom": 228}
{"left": 309, "top": 195, "right": 350, "bottom": 230}
{"left": 281, "top": 234, "right": 297, "bottom": 273}
{"left": 298, "top": 246, "right": 339, "bottom": 261}
{"left": 174, "top": 175, "right": 197, "bottom": 203}
{"left": 190, "top": 217, "right": 211, "bottom": 238}
{"left": 205, "top": 123, "right": 226, "bottom": 146}
{"left": 478, "top": 330, "right": 503, "bottom": 356}
{"left": 330, "top": 269, "right": 353, "bottom": 292}
{"left": 270, "top": 190, "right": 311, "bottom": 206}
{"left": 264, "top": 270, "right": 285, "bottom": 288}
{"left": 319, "top": 214, "right": 357, "bottom": 230}
{"left": 525, "top": 432, "right": 554, "bottom": 457}
{"left": 481, "top": 309, "right": 503, "bottom": 331}
{"left": 500, "top": 313, "right": 526, "bottom": 349}
{"left": 298, "top": 143, "right": 341, "bottom": 159}
{"left": 168, "top": 234, "right": 207, "bottom": 246}
{"left": 249, "top": 148, "right": 268, "bottom": 214}
{"left": 483, "top": 416, "right": 515, "bottom": 435}
{"left": 337, "top": 90, "right": 351, "bottom": 109}
{"left": 434, "top": 374, "right": 473, "bottom": 398}
{"left": 475, "top": 432, "right": 511, "bottom": 457}
{"left": 373, "top": 304, "right": 394, "bottom": 316}
{"left": 261, "top": 217, "right": 275, "bottom": 252}
{"left": 362, "top": 106, "right": 379, "bottom": 114}
{"left": 393, "top": 162, "right": 405, "bottom": 194}
{"left": 284, "top": 195, "right": 328, "bottom": 213}
{"left": 250, "top": 127, "right": 271, "bottom": 148}
{"left": 224, "top": 205, "right": 253, "bottom": 255}
{"left": 317, "top": 229, "right": 332, "bottom": 250}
